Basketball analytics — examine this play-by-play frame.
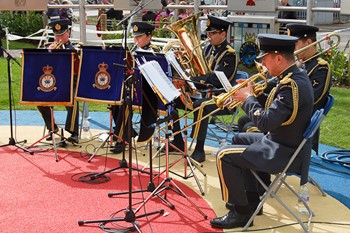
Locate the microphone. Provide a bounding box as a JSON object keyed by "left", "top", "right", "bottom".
{"left": 149, "top": 110, "right": 178, "bottom": 128}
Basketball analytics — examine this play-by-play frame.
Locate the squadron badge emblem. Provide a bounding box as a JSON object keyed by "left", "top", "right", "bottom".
{"left": 93, "top": 63, "right": 111, "bottom": 90}
{"left": 38, "top": 65, "right": 57, "bottom": 92}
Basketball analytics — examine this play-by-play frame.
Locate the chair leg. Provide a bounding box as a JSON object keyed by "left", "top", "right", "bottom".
{"left": 308, "top": 175, "right": 327, "bottom": 196}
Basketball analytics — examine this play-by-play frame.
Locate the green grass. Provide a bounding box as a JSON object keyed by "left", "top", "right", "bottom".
{"left": 0, "top": 57, "right": 349, "bottom": 149}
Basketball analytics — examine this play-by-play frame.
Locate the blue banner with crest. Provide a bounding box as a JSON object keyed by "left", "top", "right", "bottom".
{"left": 20, "top": 49, "right": 75, "bottom": 106}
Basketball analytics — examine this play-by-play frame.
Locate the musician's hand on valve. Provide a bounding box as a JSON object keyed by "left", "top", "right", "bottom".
{"left": 232, "top": 81, "right": 254, "bottom": 102}
{"left": 295, "top": 58, "right": 304, "bottom": 68}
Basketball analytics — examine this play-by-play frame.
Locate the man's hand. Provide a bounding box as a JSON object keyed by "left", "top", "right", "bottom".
{"left": 232, "top": 79, "right": 254, "bottom": 102}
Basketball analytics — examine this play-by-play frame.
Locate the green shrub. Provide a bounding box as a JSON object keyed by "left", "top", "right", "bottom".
{"left": 0, "top": 11, "right": 43, "bottom": 37}
{"left": 320, "top": 44, "right": 349, "bottom": 86}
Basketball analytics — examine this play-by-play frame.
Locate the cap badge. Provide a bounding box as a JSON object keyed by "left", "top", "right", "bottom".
{"left": 207, "top": 19, "right": 210, "bottom": 27}
{"left": 55, "top": 24, "right": 61, "bottom": 31}
{"left": 133, "top": 25, "right": 139, "bottom": 32}
{"left": 287, "top": 28, "right": 291, "bottom": 36}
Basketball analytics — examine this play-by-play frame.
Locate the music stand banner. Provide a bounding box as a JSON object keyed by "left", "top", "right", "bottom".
{"left": 20, "top": 49, "right": 75, "bottom": 106}
{"left": 75, "top": 47, "right": 125, "bottom": 105}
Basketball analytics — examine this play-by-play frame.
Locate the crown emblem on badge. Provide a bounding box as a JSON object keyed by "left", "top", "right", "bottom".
{"left": 244, "top": 33, "right": 256, "bottom": 43}
{"left": 93, "top": 63, "right": 111, "bottom": 90}
{"left": 38, "top": 65, "right": 57, "bottom": 92}
{"left": 207, "top": 19, "right": 211, "bottom": 27}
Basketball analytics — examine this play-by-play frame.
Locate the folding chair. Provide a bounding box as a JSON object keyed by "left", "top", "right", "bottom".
{"left": 207, "top": 70, "right": 250, "bottom": 145}
{"left": 243, "top": 109, "right": 325, "bottom": 233}
{"left": 308, "top": 94, "right": 334, "bottom": 196}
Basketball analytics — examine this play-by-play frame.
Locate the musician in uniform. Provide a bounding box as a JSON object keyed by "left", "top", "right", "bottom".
{"left": 210, "top": 34, "right": 314, "bottom": 229}
{"left": 236, "top": 24, "right": 332, "bottom": 153}
{"left": 37, "top": 18, "right": 80, "bottom": 143}
{"left": 176, "top": 15, "right": 238, "bottom": 163}
{"left": 288, "top": 23, "right": 332, "bottom": 153}
{"left": 111, "top": 21, "right": 160, "bottom": 153}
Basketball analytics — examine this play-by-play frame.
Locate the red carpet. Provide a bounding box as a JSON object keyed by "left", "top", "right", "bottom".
{"left": 0, "top": 146, "right": 222, "bottom": 233}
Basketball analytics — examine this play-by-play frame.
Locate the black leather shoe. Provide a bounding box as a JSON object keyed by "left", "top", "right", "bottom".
{"left": 210, "top": 209, "right": 252, "bottom": 229}
{"left": 46, "top": 126, "right": 59, "bottom": 141}
{"left": 110, "top": 142, "right": 123, "bottom": 154}
{"left": 226, "top": 202, "right": 263, "bottom": 216}
{"left": 190, "top": 150, "right": 205, "bottom": 163}
{"left": 67, "top": 134, "right": 79, "bottom": 144}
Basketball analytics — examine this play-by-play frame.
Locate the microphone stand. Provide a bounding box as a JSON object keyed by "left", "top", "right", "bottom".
{"left": 0, "top": 48, "right": 33, "bottom": 154}
{"left": 78, "top": 1, "right": 164, "bottom": 231}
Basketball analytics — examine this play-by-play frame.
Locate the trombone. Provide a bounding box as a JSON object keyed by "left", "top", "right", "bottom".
{"left": 162, "top": 62, "right": 268, "bottom": 138}
{"left": 294, "top": 32, "right": 340, "bottom": 63}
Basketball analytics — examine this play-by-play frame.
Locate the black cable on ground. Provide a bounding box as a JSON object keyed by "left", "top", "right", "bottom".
{"left": 319, "top": 149, "right": 350, "bottom": 168}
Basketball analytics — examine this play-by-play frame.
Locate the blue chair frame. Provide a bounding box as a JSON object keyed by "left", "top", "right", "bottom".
{"left": 243, "top": 109, "right": 325, "bottom": 233}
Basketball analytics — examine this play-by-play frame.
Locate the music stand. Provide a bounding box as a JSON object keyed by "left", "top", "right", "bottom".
{"left": 131, "top": 59, "right": 207, "bottom": 218}
{"left": 20, "top": 48, "right": 78, "bottom": 161}
{"left": 78, "top": 2, "right": 165, "bottom": 231}
{"left": 0, "top": 48, "right": 33, "bottom": 154}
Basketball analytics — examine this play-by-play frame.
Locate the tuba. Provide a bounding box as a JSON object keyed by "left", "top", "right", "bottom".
{"left": 163, "top": 12, "right": 211, "bottom": 110}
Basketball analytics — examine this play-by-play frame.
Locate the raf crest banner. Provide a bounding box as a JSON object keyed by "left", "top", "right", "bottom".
{"left": 20, "top": 49, "right": 75, "bottom": 106}
{"left": 75, "top": 46, "right": 125, "bottom": 105}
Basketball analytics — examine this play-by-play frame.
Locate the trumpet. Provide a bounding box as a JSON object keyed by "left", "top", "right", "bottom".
{"left": 213, "top": 62, "right": 268, "bottom": 110}
{"left": 164, "top": 62, "right": 268, "bottom": 138}
{"left": 44, "top": 40, "right": 64, "bottom": 49}
{"left": 294, "top": 32, "right": 340, "bottom": 63}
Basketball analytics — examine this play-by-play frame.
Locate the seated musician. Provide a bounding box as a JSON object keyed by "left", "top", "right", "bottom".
{"left": 171, "top": 15, "right": 238, "bottom": 163}
{"left": 37, "top": 18, "right": 80, "bottom": 143}
{"left": 211, "top": 34, "right": 314, "bottom": 229}
{"left": 110, "top": 21, "right": 161, "bottom": 153}
{"left": 235, "top": 24, "right": 332, "bottom": 154}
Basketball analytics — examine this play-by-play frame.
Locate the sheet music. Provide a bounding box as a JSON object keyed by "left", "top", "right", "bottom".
{"left": 138, "top": 60, "right": 181, "bottom": 105}
{"left": 214, "top": 71, "right": 232, "bottom": 92}
{"left": 165, "top": 51, "right": 197, "bottom": 91}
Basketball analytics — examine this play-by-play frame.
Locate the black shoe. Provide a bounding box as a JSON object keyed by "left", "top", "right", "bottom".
{"left": 67, "top": 134, "right": 79, "bottom": 144}
{"left": 210, "top": 209, "right": 252, "bottom": 229}
{"left": 190, "top": 150, "right": 205, "bottom": 163}
{"left": 226, "top": 202, "right": 263, "bottom": 216}
{"left": 46, "top": 126, "right": 59, "bottom": 141}
{"left": 110, "top": 142, "right": 123, "bottom": 154}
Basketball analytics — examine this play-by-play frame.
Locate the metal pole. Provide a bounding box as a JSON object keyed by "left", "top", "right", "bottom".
{"left": 306, "top": 0, "right": 315, "bottom": 25}
{"left": 79, "top": 0, "right": 86, "bottom": 44}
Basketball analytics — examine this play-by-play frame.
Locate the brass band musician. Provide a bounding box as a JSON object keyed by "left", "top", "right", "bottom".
{"left": 110, "top": 21, "right": 161, "bottom": 153}
{"left": 38, "top": 18, "right": 80, "bottom": 143}
{"left": 171, "top": 15, "right": 238, "bottom": 163}
{"left": 211, "top": 34, "right": 314, "bottom": 229}
{"left": 235, "top": 24, "right": 332, "bottom": 154}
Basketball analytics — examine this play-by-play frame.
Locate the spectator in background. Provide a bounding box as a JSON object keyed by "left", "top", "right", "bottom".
{"left": 178, "top": 1, "right": 189, "bottom": 20}
{"left": 43, "top": 0, "right": 60, "bottom": 26}
{"left": 142, "top": 10, "right": 157, "bottom": 22}
{"left": 278, "top": 0, "right": 297, "bottom": 34}
{"left": 59, "top": 0, "right": 75, "bottom": 22}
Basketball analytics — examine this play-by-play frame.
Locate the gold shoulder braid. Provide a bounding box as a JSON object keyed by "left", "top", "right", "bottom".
{"left": 150, "top": 44, "right": 161, "bottom": 53}
{"left": 265, "top": 72, "right": 299, "bottom": 126}
{"left": 226, "top": 45, "right": 236, "bottom": 54}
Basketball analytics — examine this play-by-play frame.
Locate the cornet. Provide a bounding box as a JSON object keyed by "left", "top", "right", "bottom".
{"left": 44, "top": 40, "right": 64, "bottom": 49}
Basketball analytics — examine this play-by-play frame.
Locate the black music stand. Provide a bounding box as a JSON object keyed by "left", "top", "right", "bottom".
{"left": 78, "top": 2, "right": 165, "bottom": 231}
{"left": 0, "top": 48, "right": 33, "bottom": 154}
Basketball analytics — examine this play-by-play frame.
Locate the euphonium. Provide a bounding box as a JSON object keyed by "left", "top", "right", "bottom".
{"left": 213, "top": 61, "right": 268, "bottom": 110}
{"left": 163, "top": 12, "right": 211, "bottom": 110}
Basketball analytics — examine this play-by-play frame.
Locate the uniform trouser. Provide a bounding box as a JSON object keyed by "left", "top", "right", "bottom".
{"left": 110, "top": 105, "right": 136, "bottom": 143}
{"left": 217, "top": 144, "right": 261, "bottom": 206}
{"left": 191, "top": 98, "right": 214, "bottom": 141}
{"left": 232, "top": 133, "right": 271, "bottom": 194}
{"left": 37, "top": 104, "right": 79, "bottom": 135}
